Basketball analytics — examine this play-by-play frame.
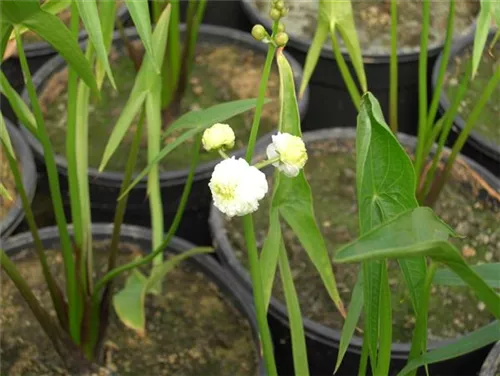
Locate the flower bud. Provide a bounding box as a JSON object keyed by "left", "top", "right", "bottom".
{"left": 275, "top": 32, "right": 289, "bottom": 47}
{"left": 277, "top": 22, "right": 286, "bottom": 33}
{"left": 275, "top": 0, "right": 285, "bottom": 10}
{"left": 266, "top": 132, "right": 307, "bottom": 177}
{"left": 280, "top": 7, "right": 288, "bottom": 17}
{"left": 269, "top": 8, "right": 281, "bottom": 21}
{"left": 251, "top": 24, "right": 267, "bottom": 41}
{"left": 202, "top": 123, "right": 235, "bottom": 151}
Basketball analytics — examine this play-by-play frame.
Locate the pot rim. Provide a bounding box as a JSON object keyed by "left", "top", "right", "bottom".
{"left": 432, "top": 28, "right": 500, "bottom": 162}
{"left": 0, "top": 118, "right": 37, "bottom": 239}
{"left": 2, "top": 223, "right": 266, "bottom": 375}
{"left": 20, "top": 24, "right": 310, "bottom": 189}
{"left": 210, "top": 126, "right": 499, "bottom": 359}
{"left": 240, "top": 0, "right": 478, "bottom": 64}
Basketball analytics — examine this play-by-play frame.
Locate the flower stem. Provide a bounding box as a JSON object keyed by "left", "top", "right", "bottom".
{"left": 389, "top": 0, "right": 398, "bottom": 133}
{"left": 254, "top": 156, "right": 279, "bottom": 170}
{"left": 242, "top": 214, "right": 278, "bottom": 376}
{"left": 245, "top": 21, "right": 279, "bottom": 162}
{"left": 218, "top": 149, "right": 230, "bottom": 159}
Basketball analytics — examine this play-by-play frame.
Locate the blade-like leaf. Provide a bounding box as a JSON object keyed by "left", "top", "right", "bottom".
{"left": 20, "top": 10, "right": 98, "bottom": 94}
{"left": 260, "top": 210, "right": 282, "bottom": 310}
{"left": 434, "top": 263, "right": 500, "bottom": 289}
{"left": 298, "top": 19, "right": 329, "bottom": 98}
{"left": 95, "top": 0, "right": 117, "bottom": 89}
{"left": 125, "top": 0, "right": 159, "bottom": 73}
{"left": 113, "top": 269, "right": 148, "bottom": 334}
{"left": 119, "top": 98, "right": 263, "bottom": 197}
{"left": 76, "top": 0, "right": 116, "bottom": 88}
{"left": 278, "top": 243, "right": 310, "bottom": 376}
{"left": 99, "top": 5, "right": 171, "bottom": 171}
{"left": 0, "top": 115, "right": 14, "bottom": 157}
{"left": 0, "top": 72, "right": 36, "bottom": 134}
{"left": 0, "top": 183, "right": 13, "bottom": 202}
{"left": 1, "top": 0, "right": 40, "bottom": 24}
{"left": 275, "top": 50, "right": 344, "bottom": 314}
{"left": 472, "top": 0, "right": 492, "bottom": 77}
{"left": 397, "top": 321, "right": 500, "bottom": 376}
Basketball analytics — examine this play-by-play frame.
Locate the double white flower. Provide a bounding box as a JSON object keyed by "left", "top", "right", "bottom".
{"left": 205, "top": 124, "right": 308, "bottom": 217}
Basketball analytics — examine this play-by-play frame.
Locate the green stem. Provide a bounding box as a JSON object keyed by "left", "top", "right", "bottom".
{"left": 426, "top": 0, "right": 455, "bottom": 129}
{"left": 85, "top": 109, "right": 146, "bottom": 359}
{"left": 427, "top": 63, "right": 500, "bottom": 206}
{"left": 254, "top": 156, "right": 279, "bottom": 170}
{"left": 407, "top": 262, "right": 437, "bottom": 376}
{"left": 14, "top": 27, "right": 81, "bottom": 344}
{"left": 2, "top": 139, "right": 68, "bottom": 330}
{"left": 218, "top": 149, "right": 230, "bottom": 159}
{"left": 245, "top": 21, "right": 279, "bottom": 162}
{"left": 91, "top": 135, "right": 202, "bottom": 299}
{"left": 389, "top": 0, "right": 398, "bottom": 133}
{"left": 242, "top": 214, "right": 278, "bottom": 376}
{"left": 330, "top": 31, "right": 361, "bottom": 110}
{"left": 414, "top": 0, "right": 431, "bottom": 179}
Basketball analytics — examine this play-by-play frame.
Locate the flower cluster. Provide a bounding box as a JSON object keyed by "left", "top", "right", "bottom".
{"left": 204, "top": 123, "right": 308, "bottom": 217}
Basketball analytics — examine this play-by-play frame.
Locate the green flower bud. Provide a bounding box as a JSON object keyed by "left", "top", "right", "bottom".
{"left": 277, "top": 22, "right": 286, "bottom": 33}
{"left": 275, "top": 32, "right": 289, "bottom": 47}
{"left": 275, "top": 0, "right": 285, "bottom": 10}
{"left": 269, "top": 8, "right": 281, "bottom": 21}
{"left": 251, "top": 24, "right": 267, "bottom": 41}
{"left": 280, "top": 7, "right": 288, "bottom": 17}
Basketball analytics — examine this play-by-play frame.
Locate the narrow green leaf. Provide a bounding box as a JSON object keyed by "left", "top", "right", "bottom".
{"left": 162, "top": 0, "right": 181, "bottom": 107}
{"left": 434, "top": 263, "right": 500, "bottom": 289}
{"left": 0, "top": 115, "right": 15, "bottom": 157}
{"left": 0, "top": 183, "right": 13, "bottom": 202}
{"left": 75, "top": 0, "right": 116, "bottom": 89}
{"left": 299, "top": 19, "right": 329, "bottom": 98}
{"left": 1, "top": 0, "right": 39, "bottom": 24}
{"left": 0, "top": 21, "right": 13, "bottom": 58}
{"left": 95, "top": 0, "right": 118, "bottom": 89}
{"left": 363, "top": 260, "right": 382, "bottom": 369}
{"left": 335, "top": 274, "right": 364, "bottom": 373}
{"left": 113, "top": 269, "right": 148, "bottom": 334}
{"left": 278, "top": 243, "right": 310, "bottom": 376}
{"left": 0, "top": 73, "right": 37, "bottom": 134}
{"left": 99, "top": 5, "right": 171, "bottom": 171}
{"left": 12, "top": 0, "right": 71, "bottom": 39}
{"left": 125, "top": 0, "right": 159, "bottom": 73}
{"left": 376, "top": 265, "right": 392, "bottom": 375}
{"left": 397, "top": 322, "right": 500, "bottom": 376}
{"left": 20, "top": 10, "right": 98, "bottom": 94}
{"left": 145, "top": 247, "right": 213, "bottom": 292}
{"left": 472, "top": 0, "right": 492, "bottom": 77}
{"left": 275, "top": 51, "right": 344, "bottom": 313}
{"left": 260, "top": 210, "right": 282, "bottom": 310}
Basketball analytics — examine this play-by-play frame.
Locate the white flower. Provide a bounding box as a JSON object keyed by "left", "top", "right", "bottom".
{"left": 209, "top": 157, "right": 268, "bottom": 217}
{"left": 266, "top": 132, "right": 307, "bottom": 177}
{"left": 202, "top": 123, "right": 235, "bottom": 151}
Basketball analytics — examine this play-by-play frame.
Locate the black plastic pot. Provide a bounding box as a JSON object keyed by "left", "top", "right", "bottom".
{"left": 1, "top": 223, "right": 265, "bottom": 375}
{"left": 240, "top": 0, "right": 477, "bottom": 136}
{"left": 20, "top": 24, "right": 309, "bottom": 246}
{"left": 210, "top": 127, "right": 499, "bottom": 376}
{"left": 0, "top": 4, "right": 130, "bottom": 125}
{"left": 433, "top": 30, "right": 499, "bottom": 177}
{"left": 0, "top": 118, "right": 37, "bottom": 239}
{"left": 480, "top": 341, "right": 500, "bottom": 376}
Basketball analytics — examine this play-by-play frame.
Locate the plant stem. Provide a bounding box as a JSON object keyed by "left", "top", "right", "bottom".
{"left": 330, "top": 31, "right": 361, "bottom": 110}
{"left": 85, "top": 109, "right": 146, "bottom": 360}
{"left": 426, "top": 0, "right": 455, "bottom": 129}
{"left": 427, "top": 63, "right": 500, "bottom": 206}
{"left": 91, "top": 135, "right": 203, "bottom": 298}
{"left": 2, "top": 139, "right": 68, "bottom": 330}
{"left": 245, "top": 21, "right": 279, "bottom": 162}
{"left": 14, "top": 27, "right": 82, "bottom": 344}
{"left": 254, "top": 156, "right": 279, "bottom": 170}
{"left": 218, "top": 149, "right": 230, "bottom": 159}
{"left": 414, "top": 0, "right": 431, "bottom": 179}
{"left": 389, "top": 0, "right": 398, "bottom": 133}
{"left": 242, "top": 214, "right": 278, "bottom": 376}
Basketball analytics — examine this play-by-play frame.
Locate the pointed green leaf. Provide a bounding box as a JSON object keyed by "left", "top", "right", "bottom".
{"left": 0, "top": 72, "right": 36, "bottom": 134}
{"left": 397, "top": 322, "right": 500, "bottom": 376}
{"left": 99, "top": 5, "right": 171, "bottom": 171}
{"left": 0, "top": 21, "right": 13, "bottom": 58}
{"left": 14, "top": 0, "right": 72, "bottom": 39}
{"left": 472, "top": 0, "right": 492, "bottom": 77}
{"left": 20, "top": 10, "right": 98, "bottom": 94}
{"left": 275, "top": 50, "right": 344, "bottom": 313}
{"left": 299, "top": 19, "right": 329, "bottom": 98}
{"left": 125, "top": 0, "right": 159, "bottom": 73}
{"left": 1, "top": 0, "right": 40, "bottom": 24}
{"left": 434, "top": 263, "right": 500, "bottom": 289}
{"left": 95, "top": 0, "right": 117, "bottom": 89}
{"left": 278, "top": 243, "right": 310, "bottom": 376}
{"left": 0, "top": 115, "right": 14, "bottom": 157}
{"left": 76, "top": 0, "right": 116, "bottom": 88}
{"left": 334, "top": 273, "right": 363, "bottom": 373}
{"left": 0, "top": 183, "right": 13, "bottom": 202}
{"left": 113, "top": 269, "right": 148, "bottom": 333}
